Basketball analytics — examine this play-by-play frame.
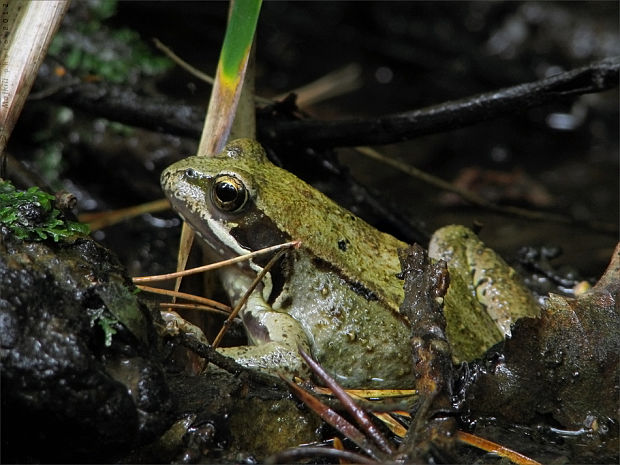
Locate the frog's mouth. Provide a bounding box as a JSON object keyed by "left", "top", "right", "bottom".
{"left": 168, "top": 196, "right": 244, "bottom": 260}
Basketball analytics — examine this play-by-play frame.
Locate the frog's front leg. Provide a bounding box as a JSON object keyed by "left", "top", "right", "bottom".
{"left": 217, "top": 276, "right": 312, "bottom": 379}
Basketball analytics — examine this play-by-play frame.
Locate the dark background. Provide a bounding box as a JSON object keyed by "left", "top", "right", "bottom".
{"left": 10, "top": 1, "right": 619, "bottom": 278}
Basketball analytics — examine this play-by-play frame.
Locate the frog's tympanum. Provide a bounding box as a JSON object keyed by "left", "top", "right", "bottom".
{"left": 161, "top": 139, "right": 539, "bottom": 387}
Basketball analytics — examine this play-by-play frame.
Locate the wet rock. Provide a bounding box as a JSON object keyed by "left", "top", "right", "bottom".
{"left": 131, "top": 371, "right": 322, "bottom": 463}
{"left": 227, "top": 396, "right": 322, "bottom": 460}
{"left": 0, "top": 232, "right": 173, "bottom": 463}
{"left": 462, "top": 244, "right": 619, "bottom": 463}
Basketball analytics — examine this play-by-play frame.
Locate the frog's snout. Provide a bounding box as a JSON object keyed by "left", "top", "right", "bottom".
{"left": 160, "top": 167, "right": 175, "bottom": 192}
{"left": 159, "top": 168, "right": 169, "bottom": 186}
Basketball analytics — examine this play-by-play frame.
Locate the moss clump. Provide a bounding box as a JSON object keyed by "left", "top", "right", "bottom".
{"left": 0, "top": 181, "right": 89, "bottom": 242}
{"left": 48, "top": 0, "right": 172, "bottom": 84}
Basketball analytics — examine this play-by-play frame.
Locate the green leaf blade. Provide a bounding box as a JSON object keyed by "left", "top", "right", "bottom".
{"left": 219, "top": 0, "right": 262, "bottom": 86}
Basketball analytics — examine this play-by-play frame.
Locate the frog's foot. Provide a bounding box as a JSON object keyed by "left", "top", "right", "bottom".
{"left": 218, "top": 342, "right": 311, "bottom": 379}
{"left": 218, "top": 299, "right": 313, "bottom": 379}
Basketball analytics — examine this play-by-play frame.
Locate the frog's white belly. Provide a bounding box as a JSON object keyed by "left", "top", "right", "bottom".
{"left": 268, "top": 250, "right": 413, "bottom": 388}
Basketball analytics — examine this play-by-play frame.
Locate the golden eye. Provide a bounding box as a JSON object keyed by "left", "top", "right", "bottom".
{"left": 211, "top": 175, "right": 248, "bottom": 212}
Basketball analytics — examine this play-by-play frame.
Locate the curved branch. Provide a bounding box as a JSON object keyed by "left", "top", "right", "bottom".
{"left": 41, "top": 58, "right": 618, "bottom": 148}
{"left": 259, "top": 57, "right": 619, "bottom": 147}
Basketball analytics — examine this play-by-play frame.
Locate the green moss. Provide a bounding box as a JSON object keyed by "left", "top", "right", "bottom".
{"left": 88, "top": 307, "right": 119, "bottom": 347}
{"left": 48, "top": 0, "right": 172, "bottom": 84}
{"left": 0, "top": 181, "right": 89, "bottom": 242}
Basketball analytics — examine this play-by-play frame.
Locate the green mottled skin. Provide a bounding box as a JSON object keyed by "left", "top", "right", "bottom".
{"left": 161, "top": 139, "right": 540, "bottom": 385}
{"left": 429, "top": 225, "right": 540, "bottom": 362}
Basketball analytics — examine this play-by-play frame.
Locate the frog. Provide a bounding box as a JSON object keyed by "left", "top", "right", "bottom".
{"left": 161, "top": 139, "right": 540, "bottom": 387}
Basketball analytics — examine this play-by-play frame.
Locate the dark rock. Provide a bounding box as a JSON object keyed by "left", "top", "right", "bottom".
{"left": 0, "top": 233, "right": 173, "bottom": 463}
{"left": 462, "top": 244, "right": 619, "bottom": 463}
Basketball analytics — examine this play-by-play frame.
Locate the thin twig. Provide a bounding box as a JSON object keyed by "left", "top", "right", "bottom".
{"left": 356, "top": 146, "right": 618, "bottom": 234}
{"left": 211, "top": 248, "right": 287, "bottom": 348}
{"left": 153, "top": 38, "right": 361, "bottom": 108}
{"left": 312, "top": 386, "right": 416, "bottom": 399}
{"left": 275, "top": 63, "right": 363, "bottom": 107}
{"left": 299, "top": 348, "right": 395, "bottom": 456}
{"left": 457, "top": 431, "right": 543, "bottom": 465}
{"left": 283, "top": 377, "right": 385, "bottom": 460}
{"left": 133, "top": 240, "right": 299, "bottom": 283}
{"left": 152, "top": 38, "right": 272, "bottom": 108}
{"left": 79, "top": 198, "right": 170, "bottom": 231}
{"left": 135, "top": 284, "right": 231, "bottom": 312}
{"left": 153, "top": 38, "right": 215, "bottom": 85}
{"left": 158, "top": 302, "right": 230, "bottom": 317}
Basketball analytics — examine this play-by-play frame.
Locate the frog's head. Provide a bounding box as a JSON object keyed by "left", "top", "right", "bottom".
{"left": 160, "top": 139, "right": 290, "bottom": 262}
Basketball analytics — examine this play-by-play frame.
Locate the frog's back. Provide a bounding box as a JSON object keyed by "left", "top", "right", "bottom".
{"left": 225, "top": 139, "right": 408, "bottom": 311}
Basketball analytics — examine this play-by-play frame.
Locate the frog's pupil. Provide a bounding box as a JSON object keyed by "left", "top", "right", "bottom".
{"left": 216, "top": 182, "right": 238, "bottom": 203}
{"left": 213, "top": 176, "right": 247, "bottom": 211}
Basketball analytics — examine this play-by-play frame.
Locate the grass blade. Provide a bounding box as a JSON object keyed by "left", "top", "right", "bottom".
{"left": 198, "top": 0, "right": 262, "bottom": 156}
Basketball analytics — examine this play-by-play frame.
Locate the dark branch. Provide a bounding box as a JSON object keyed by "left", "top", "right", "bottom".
{"left": 176, "top": 332, "right": 286, "bottom": 388}
{"left": 40, "top": 58, "right": 619, "bottom": 147}
{"left": 42, "top": 79, "right": 204, "bottom": 138}
{"left": 259, "top": 57, "right": 619, "bottom": 147}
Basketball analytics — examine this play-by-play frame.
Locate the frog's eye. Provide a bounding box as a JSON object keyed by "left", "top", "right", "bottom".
{"left": 211, "top": 175, "right": 248, "bottom": 212}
